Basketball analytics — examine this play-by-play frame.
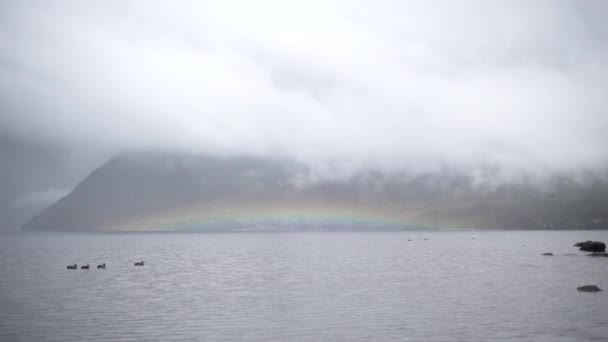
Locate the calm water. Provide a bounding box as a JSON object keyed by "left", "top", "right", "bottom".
{"left": 1, "top": 231, "right": 607, "bottom": 342}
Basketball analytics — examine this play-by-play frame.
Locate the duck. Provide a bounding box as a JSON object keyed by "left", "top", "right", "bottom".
{"left": 97, "top": 263, "right": 106, "bottom": 269}
{"left": 134, "top": 261, "right": 144, "bottom": 266}
{"left": 81, "top": 264, "right": 90, "bottom": 270}
{"left": 67, "top": 264, "right": 77, "bottom": 270}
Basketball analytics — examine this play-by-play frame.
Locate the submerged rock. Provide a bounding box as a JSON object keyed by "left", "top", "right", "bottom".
{"left": 541, "top": 253, "right": 554, "bottom": 256}
{"left": 577, "top": 285, "right": 602, "bottom": 292}
{"left": 575, "top": 241, "right": 606, "bottom": 252}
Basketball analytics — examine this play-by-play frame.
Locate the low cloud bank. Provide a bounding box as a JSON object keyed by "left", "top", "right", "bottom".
{"left": 1, "top": 1, "right": 607, "bottom": 184}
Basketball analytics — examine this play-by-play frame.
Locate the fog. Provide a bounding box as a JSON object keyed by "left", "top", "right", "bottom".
{"left": 1, "top": 1, "right": 608, "bottom": 228}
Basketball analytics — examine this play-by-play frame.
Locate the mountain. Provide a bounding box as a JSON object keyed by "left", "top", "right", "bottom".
{"left": 22, "top": 152, "right": 608, "bottom": 231}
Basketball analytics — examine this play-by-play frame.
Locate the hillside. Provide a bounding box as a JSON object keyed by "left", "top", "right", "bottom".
{"left": 23, "top": 152, "right": 608, "bottom": 231}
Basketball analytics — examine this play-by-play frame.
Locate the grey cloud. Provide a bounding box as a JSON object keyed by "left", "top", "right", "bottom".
{"left": 0, "top": 0, "right": 607, "bottom": 183}
{"left": 13, "top": 188, "right": 70, "bottom": 209}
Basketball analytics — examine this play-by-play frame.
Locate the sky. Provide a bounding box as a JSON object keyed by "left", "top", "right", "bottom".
{"left": 1, "top": 0, "right": 608, "bottom": 228}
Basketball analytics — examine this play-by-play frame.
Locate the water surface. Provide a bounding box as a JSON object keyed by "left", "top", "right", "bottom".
{"left": 1, "top": 231, "right": 607, "bottom": 341}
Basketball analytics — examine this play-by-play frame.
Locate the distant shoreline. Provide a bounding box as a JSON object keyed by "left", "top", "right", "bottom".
{"left": 11, "top": 227, "right": 608, "bottom": 234}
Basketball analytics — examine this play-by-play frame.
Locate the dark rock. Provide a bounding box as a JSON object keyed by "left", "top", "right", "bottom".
{"left": 577, "top": 285, "right": 602, "bottom": 292}
{"left": 541, "top": 253, "right": 554, "bottom": 256}
{"left": 574, "top": 241, "right": 592, "bottom": 247}
{"left": 576, "top": 241, "right": 606, "bottom": 252}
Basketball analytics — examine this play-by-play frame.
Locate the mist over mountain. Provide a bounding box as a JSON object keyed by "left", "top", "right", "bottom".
{"left": 3, "top": 2, "right": 608, "bottom": 231}
{"left": 23, "top": 152, "right": 608, "bottom": 231}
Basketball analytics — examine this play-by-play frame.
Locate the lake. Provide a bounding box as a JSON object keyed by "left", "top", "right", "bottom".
{"left": 1, "top": 231, "right": 607, "bottom": 341}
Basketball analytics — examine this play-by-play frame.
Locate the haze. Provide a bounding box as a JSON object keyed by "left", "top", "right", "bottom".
{"left": 1, "top": 1, "right": 608, "bottom": 229}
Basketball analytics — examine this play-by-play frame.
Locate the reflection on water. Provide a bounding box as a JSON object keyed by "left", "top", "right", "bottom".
{"left": 1, "top": 231, "right": 607, "bottom": 341}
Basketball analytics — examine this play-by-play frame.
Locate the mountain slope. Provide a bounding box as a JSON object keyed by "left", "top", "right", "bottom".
{"left": 23, "top": 152, "right": 608, "bottom": 231}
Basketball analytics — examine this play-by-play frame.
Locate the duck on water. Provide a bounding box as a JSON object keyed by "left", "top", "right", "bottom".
{"left": 67, "top": 262, "right": 142, "bottom": 269}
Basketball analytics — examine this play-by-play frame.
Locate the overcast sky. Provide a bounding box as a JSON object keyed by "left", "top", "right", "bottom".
{"left": 1, "top": 0, "right": 608, "bottom": 227}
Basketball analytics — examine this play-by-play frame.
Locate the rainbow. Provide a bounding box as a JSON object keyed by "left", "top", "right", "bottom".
{"left": 102, "top": 199, "right": 441, "bottom": 231}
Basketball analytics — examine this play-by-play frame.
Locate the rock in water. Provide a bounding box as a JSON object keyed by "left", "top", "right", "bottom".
{"left": 577, "top": 285, "right": 602, "bottom": 292}
{"left": 541, "top": 253, "right": 554, "bottom": 256}
{"left": 576, "top": 241, "right": 606, "bottom": 252}
{"left": 574, "top": 241, "right": 592, "bottom": 247}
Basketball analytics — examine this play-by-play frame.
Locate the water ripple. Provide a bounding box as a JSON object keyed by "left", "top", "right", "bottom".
{"left": 1, "top": 231, "right": 607, "bottom": 341}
